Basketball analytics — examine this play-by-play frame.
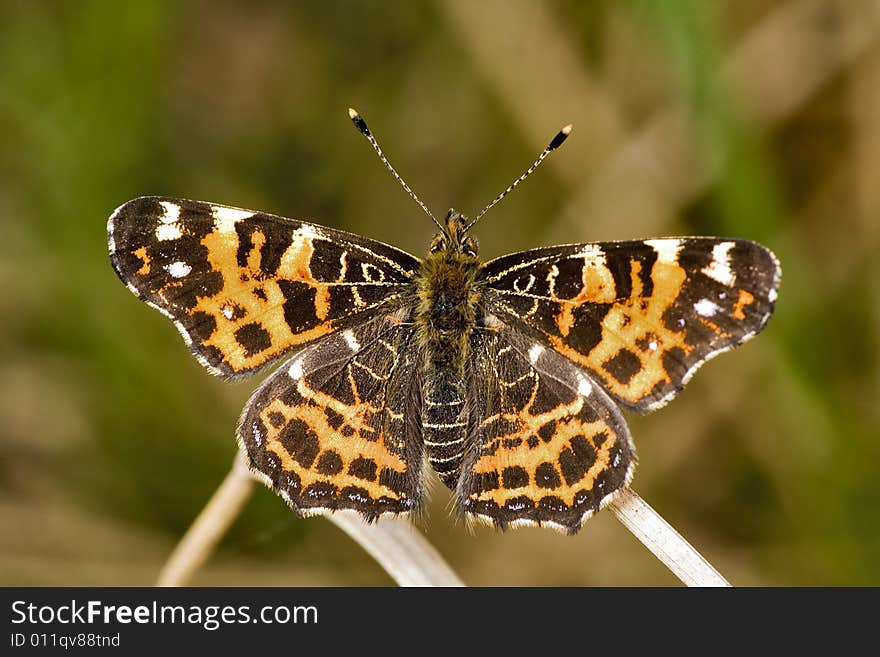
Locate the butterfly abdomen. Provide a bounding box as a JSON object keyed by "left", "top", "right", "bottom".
{"left": 415, "top": 250, "right": 481, "bottom": 488}
{"left": 421, "top": 375, "right": 468, "bottom": 488}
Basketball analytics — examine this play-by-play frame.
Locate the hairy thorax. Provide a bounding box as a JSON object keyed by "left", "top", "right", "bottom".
{"left": 415, "top": 250, "right": 482, "bottom": 371}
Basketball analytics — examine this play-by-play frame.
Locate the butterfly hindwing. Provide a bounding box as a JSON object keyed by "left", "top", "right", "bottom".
{"left": 458, "top": 326, "right": 635, "bottom": 532}
{"left": 481, "top": 238, "right": 780, "bottom": 411}
{"left": 108, "top": 196, "right": 420, "bottom": 378}
{"left": 237, "top": 314, "right": 425, "bottom": 519}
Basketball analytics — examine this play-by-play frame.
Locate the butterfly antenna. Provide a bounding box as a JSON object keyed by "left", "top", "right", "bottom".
{"left": 466, "top": 123, "right": 573, "bottom": 231}
{"left": 348, "top": 108, "right": 444, "bottom": 233}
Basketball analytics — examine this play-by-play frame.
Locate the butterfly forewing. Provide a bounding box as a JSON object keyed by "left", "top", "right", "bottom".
{"left": 481, "top": 238, "right": 780, "bottom": 412}
{"left": 108, "top": 196, "right": 420, "bottom": 378}
{"left": 238, "top": 315, "right": 425, "bottom": 519}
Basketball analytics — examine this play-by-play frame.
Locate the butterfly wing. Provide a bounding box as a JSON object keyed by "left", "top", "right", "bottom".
{"left": 457, "top": 326, "right": 634, "bottom": 533}
{"left": 238, "top": 314, "right": 426, "bottom": 520}
{"left": 108, "top": 196, "right": 420, "bottom": 378}
{"left": 481, "top": 238, "right": 780, "bottom": 411}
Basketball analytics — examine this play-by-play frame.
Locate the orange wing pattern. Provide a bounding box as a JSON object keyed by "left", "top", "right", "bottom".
{"left": 238, "top": 315, "right": 425, "bottom": 519}
{"left": 109, "top": 196, "right": 420, "bottom": 378}
{"left": 482, "top": 238, "right": 780, "bottom": 411}
{"left": 458, "top": 327, "right": 634, "bottom": 532}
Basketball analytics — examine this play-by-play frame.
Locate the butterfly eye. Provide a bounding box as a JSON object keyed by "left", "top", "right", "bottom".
{"left": 462, "top": 236, "right": 479, "bottom": 258}
{"left": 430, "top": 234, "right": 447, "bottom": 253}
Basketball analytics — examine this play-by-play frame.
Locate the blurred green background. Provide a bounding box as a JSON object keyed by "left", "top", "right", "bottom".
{"left": 1, "top": 0, "right": 878, "bottom": 586}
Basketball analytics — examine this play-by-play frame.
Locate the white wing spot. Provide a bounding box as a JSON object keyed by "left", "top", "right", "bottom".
{"left": 576, "top": 244, "right": 605, "bottom": 261}
{"left": 211, "top": 206, "right": 253, "bottom": 232}
{"left": 221, "top": 306, "right": 234, "bottom": 320}
{"left": 250, "top": 420, "right": 264, "bottom": 447}
{"left": 695, "top": 298, "right": 722, "bottom": 317}
{"left": 159, "top": 201, "right": 181, "bottom": 223}
{"left": 702, "top": 241, "right": 736, "bottom": 286}
{"left": 156, "top": 223, "right": 183, "bottom": 241}
{"left": 576, "top": 374, "right": 593, "bottom": 397}
{"left": 293, "top": 224, "right": 321, "bottom": 240}
{"left": 645, "top": 239, "right": 682, "bottom": 265}
{"left": 164, "top": 261, "right": 192, "bottom": 278}
{"left": 768, "top": 287, "right": 778, "bottom": 303}
{"left": 288, "top": 357, "right": 304, "bottom": 381}
{"left": 342, "top": 329, "right": 361, "bottom": 352}
{"left": 156, "top": 202, "right": 184, "bottom": 240}
{"left": 648, "top": 340, "right": 658, "bottom": 351}
{"left": 528, "top": 344, "right": 545, "bottom": 364}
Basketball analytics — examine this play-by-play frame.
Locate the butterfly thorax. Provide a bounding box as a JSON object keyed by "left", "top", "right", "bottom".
{"left": 414, "top": 210, "right": 483, "bottom": 487}
{"left": 414, "top": 211, "right": 482, "bottom": 366}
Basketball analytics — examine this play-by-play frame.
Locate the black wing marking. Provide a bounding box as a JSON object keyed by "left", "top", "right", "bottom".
{"left": 108, "top": 196, "right": 421, "bottom": 378}
{"left": 481, "top": 238, "right": 780, "bottom": 411}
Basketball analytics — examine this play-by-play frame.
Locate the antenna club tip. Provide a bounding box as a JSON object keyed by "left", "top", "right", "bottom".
{"left": 548, "top": 124, "right": 573, "bottom": 150}
{"left": 348, "top": 107, "right": 370, "bottom": 136}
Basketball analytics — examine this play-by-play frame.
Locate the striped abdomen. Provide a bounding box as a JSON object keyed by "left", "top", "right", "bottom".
{"left": 422, "top": 374, "right": 468, "bottom": 488}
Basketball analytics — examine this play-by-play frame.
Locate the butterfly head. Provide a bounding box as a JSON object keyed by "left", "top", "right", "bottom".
{"left": 429, "top": 209, "right": 479, "bottom": 258}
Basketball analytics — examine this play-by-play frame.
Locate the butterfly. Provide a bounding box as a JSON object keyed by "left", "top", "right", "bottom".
{"left": 107, "top": 109, "right": 780, "bottom": 533}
